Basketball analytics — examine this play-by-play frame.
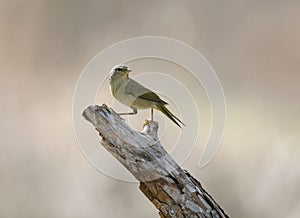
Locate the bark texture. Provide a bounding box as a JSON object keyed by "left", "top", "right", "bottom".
{"left": 82, "top": 104, "right": 229, "bottom": 218}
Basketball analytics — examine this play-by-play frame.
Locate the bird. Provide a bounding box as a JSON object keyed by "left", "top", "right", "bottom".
{"left": 109, "top": 64, "right": 185, "bottom": 128}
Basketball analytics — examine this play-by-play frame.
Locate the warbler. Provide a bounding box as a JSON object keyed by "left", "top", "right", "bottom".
{"left": 109, "top": 64, "right": 185, "bottom": 128}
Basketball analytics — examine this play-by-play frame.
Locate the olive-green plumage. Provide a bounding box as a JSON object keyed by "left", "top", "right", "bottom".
{"left": 109, "top": 64, "right": 185, "bottom": 128}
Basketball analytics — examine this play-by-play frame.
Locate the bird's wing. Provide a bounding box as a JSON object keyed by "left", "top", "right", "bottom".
{"left": 125, "top": 79, "right": 168, "bottom": 105}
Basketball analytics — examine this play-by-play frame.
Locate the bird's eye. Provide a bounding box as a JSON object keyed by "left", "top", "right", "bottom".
{"left": 115, "top": 68, "right": 121, "bottom": 71}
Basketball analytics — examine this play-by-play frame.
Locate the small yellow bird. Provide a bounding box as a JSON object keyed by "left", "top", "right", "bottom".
{"left": 109, "top": 64, "right": 185, "bottom": 128}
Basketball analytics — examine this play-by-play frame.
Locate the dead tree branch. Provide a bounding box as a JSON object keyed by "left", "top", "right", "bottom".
{"left": 82, "top": 104, "right": 229, "bottom": 218}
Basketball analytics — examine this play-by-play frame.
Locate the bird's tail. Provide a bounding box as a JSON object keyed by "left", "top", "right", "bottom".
{"left": 156, "top": 104, "right": 185, "bottom": 128}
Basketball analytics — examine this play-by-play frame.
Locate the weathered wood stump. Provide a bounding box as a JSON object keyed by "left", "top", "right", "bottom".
{"left": 82, "top": 104, "right": 229, "bottom": 218}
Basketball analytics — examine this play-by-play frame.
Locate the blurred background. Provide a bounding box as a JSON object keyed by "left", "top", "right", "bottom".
{"left": 1, "top": 0, "right": 300, "bottom": 217}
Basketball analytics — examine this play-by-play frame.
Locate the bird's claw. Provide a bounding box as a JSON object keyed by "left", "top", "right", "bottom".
{"left": 118, "top": 116, "right": 125, "bottom": 121}
{"left": 143, "top": 119, "right": 151, "bottom": 128}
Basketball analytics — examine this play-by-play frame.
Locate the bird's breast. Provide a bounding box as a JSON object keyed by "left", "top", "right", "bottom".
{"left": 111, "top": 80, "right": 136, "bottom": 107}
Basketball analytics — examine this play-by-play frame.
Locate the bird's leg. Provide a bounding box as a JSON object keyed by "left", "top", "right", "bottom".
{"left": 150, "top": 108, "right": 154, "bottom": 121}
{"left": 118, "top": 107, "right": 137, "bottom": 116}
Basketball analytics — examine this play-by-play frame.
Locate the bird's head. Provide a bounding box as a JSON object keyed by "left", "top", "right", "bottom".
{"left": 109, "top": 64, "right": 132, "bottom": 83}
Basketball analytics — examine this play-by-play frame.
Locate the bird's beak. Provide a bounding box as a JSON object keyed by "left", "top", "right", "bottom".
{"left": 127, "top": 69, "right": 132, "bottom": 72}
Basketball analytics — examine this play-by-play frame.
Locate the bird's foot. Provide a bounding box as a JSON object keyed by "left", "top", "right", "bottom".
{"left": 143, "top": 119, "right": 151, "bottom": 128}
{"left": 117, "top": 115, "right": 125, "bottom": 121}
{"left": 142, "top": 119, "right": 159, "bottom": 140}
{"left": 143, "top": 119, "right": 158, "bottom": 128}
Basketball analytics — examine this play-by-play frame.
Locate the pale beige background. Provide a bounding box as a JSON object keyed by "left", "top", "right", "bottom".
{"left": 1, "top": 0, "right": 300, "bottom": 217}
